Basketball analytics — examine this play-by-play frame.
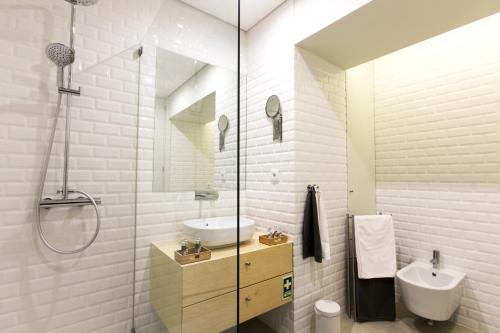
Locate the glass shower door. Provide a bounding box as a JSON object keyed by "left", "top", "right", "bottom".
{"left": 133, "top": 0, "right": 241, "bottom": 332}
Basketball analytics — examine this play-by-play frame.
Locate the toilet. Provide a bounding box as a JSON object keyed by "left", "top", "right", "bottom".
{"left": 314, "top": 300, "right": 341, "bottom": 333}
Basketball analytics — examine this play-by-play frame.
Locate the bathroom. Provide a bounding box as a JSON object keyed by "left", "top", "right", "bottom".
{"left": 1, "top": 0, "right": 499, "bottom": 332}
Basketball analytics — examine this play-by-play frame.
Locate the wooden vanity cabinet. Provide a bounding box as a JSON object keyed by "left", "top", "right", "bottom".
{"left": 150, "top": 238, "right": 293, "bottom": 333}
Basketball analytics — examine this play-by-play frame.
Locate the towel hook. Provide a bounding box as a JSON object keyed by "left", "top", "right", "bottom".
{"left": 307, "top": 184, "right": 320, "bottom": 191}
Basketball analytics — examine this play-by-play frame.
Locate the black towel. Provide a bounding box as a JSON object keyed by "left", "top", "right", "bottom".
{"left": 302, "top": 188, "right": 322, "bottom": 263}
{"left": 355, "top": 261, "right": 396, "bottom": 322}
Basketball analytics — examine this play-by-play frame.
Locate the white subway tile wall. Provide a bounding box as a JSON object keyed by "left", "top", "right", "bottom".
{"left": 293, "top": 47, "right": 347, "bottom": 333}
{"left": 245, "top": 2, "right": 296, "bottom": 331}
{"left": 0, "top": 0, "right": 160, "bottom": 332}
{"left": 245, "top": 3, "right": 348, "bottom": 332}
{"left": 375, "top": 13, "right": 500, "bottom": 333}
{"left": 0, "top": 8, "right": 144, "bottom": 333}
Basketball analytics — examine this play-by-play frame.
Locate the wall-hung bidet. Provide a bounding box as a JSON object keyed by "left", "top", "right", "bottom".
{"left": 36, "top": 0, "right": 101, "bottom": 254}
{"left": 396, "top": 260, "right": 466, "bottom": 323}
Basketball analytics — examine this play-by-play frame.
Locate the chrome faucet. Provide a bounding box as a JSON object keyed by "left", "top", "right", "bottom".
{"left": 195, "top": 190, "right": 219, "bottom": 201}
{"left": 430, "top": 250, "right": 440, "bottom": 269}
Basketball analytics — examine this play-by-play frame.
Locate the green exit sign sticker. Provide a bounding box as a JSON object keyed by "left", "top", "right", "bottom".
{"left": 282, "top": 274, "right": 293, "bottom": 300}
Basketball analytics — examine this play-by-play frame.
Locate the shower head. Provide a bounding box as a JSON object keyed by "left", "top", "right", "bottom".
{"left": 46, "top": 43, "right": 75, "bottom": 87}
{"left": 46, "top": 43, "right": 75, "bottom": 68}
{"left": 64, "top": 0, "right": 99, "bottom": 5}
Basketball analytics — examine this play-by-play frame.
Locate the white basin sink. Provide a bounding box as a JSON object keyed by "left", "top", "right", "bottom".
{"left": 397, "top": 261, "right": 466, "bottom": 321}
{"left": 182, "top": 216, "right": 255, "bottom": 248}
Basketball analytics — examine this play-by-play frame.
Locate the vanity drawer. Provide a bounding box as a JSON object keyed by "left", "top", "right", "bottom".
{"left": 239, "top": 274, "right": 293, "bottom": 323}
{"left": 239, "top": 242, "right": 292, "bottom": 287}
{"left": 182, "top": 256, "right": 237, "bottom": 306}
{"left": 182, "top": 291, "right": 237, "bottom": 333}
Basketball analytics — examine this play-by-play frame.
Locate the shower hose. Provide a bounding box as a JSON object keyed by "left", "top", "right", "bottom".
{"left": 36, "top": 93, "right": 101, "bottom": 254}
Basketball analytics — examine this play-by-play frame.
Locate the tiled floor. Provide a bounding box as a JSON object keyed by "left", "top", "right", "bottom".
{"left": 238, "top": 319, "right": 275, "bottom": 332}
{"left": 237, "top": 306, "right": 479, "bottom": 333}
{"left": 340, "top": 311, "right": 479, "bottom": 333}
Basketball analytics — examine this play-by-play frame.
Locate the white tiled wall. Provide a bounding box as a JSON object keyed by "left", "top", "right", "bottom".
{"left": 293, "top": 47, "right": 347, "bottom": 333}
{"left": 245, "top": 2, "right": 348, "bottom": 332}
{"left": 0, "top": 0, "right": 159, "bottom": 331}
{"left": 245, "top": 2, "right": 296, "bottom": 331}
{"left": 375, "top": 13, "right": 500, "bottom": 333}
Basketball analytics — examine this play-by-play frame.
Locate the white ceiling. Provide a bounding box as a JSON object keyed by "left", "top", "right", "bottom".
{"left": 171, "top": 92, "right": 215, "bottom": 124}
{"left": 156, "top": 48, "right": 206, "bottom": 98}
{"left": 181, "top": 0, "right": 286, "bottom": 31}
{"left": 298, "top": 0, "right": 500, "bottom": 69}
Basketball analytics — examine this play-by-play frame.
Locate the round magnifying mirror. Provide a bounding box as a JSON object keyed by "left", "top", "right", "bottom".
{"left": 218, "top": 115, "right": 229, "bottom": 132}
{"left": 265, "top": 95, "right": 281, "bottom": 118}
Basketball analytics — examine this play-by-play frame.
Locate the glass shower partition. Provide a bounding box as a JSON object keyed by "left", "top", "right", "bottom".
{"left": 30, "top": 44, "right": 142, "bottom": 332}
{"left": 134, "top": 0, "right": 242, "bottom": 332}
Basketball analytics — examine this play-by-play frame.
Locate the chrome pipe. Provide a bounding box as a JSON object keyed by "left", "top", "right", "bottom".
{"left": 69, "top": 5, "right": 76, "bottom": 48}
{"left": 57, "top": 67, "right": 65, "bottom": 89}
{"left": 62, "top": 96, "right": 71, "bottom": 199}
{"left": 62, "top": 4, "right": 76, "bottom": 199}
{"left": 36, "top": 92, "right": 102, "bottom": 254}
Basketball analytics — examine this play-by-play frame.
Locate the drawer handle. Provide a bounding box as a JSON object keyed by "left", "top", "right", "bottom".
{"left": 245, "top": 296, "right": 252, "bottom": 302}
{"left": 244, "top": 261, "right": 251, "bottom": 267}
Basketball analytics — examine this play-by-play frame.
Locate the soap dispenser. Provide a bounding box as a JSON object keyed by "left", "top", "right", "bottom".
{"left": 180, "top": 240, "right": 188, "bottom": 255}
{"left": 194, "top": 238, "right": 202, "bottom": 254}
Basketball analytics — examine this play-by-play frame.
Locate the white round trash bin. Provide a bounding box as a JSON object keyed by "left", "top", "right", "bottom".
{"left": 314, "top": 300, "right": 341, "bottom": 333}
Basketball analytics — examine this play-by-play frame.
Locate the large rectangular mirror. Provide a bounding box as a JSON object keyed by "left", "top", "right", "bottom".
{"left": 152, "top": 48, "right": 245, "bottom": 192}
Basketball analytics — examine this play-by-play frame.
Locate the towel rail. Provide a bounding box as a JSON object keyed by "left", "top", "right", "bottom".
{"left": 346, "top": 212, "right": 392, "bottom": 320}
{"left": 346, "top": 214, "right": 357, "bottom": 320}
